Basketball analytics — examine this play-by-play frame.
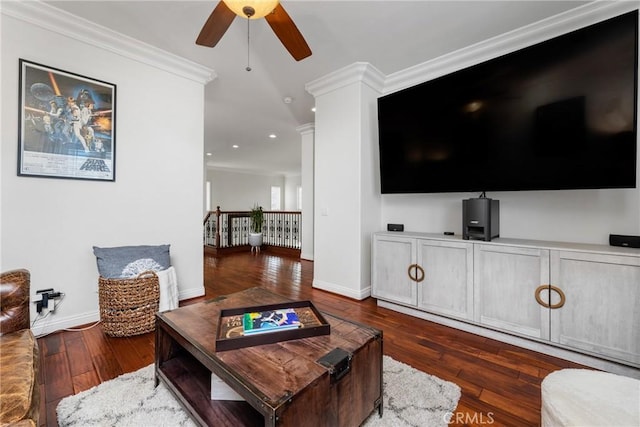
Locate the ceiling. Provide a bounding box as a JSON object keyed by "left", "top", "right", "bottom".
{"left": 45, "top": 1, "right": 588, "bottom": 176}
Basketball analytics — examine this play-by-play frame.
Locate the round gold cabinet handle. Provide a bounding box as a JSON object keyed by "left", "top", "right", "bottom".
{"left": 406, "top": 264, "right": 425, "bottom": 282}
{"left": 549, "top": 285, "right": 566, "bottom": 309}
{"left": 535, "top": 285, "right": 551, "bottom": 308}
{"left": 535, "top": 285, "right": 566, "bottom": 309}
{"left": 407, "top": 264, "right": 417, "bottom": 281}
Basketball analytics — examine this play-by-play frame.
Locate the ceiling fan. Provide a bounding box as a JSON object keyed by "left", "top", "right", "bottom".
{"left": 196, "top": 0, "right": 312, "bottom": 62}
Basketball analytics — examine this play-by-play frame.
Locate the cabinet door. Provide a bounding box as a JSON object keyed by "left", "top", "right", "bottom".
{"left": 372, "top": 235, "right": 417, "bottom": 306}
{"left": 416, "top": 239, "right": 473, "bottom": 320}
{"left": 474, "top": 244, "right": 550, "bottom": 339}
{"left": 550, "top": 251, "right": 640, "bottom": 366}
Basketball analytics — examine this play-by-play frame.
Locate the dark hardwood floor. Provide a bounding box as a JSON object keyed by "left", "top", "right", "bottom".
{"left": 37, "top": 251, "right": 588, "bottom": 427}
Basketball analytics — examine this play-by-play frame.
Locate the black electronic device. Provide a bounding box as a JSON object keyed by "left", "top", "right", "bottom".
{"left": 387, "top": 223, "right": 404, "bottom": 232}
{"left": 463, "top": 198, "right": 499, "bottom": 241}
{"left": 609, "top": 234, "right": 640, "bottom": 249}
{"left": 377, "top": 11, "right": 638, "bottom": 194}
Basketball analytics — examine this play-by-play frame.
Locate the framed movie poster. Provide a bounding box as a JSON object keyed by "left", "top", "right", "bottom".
{"left": 18, "top": 59, "right": 116, "bottom": 181}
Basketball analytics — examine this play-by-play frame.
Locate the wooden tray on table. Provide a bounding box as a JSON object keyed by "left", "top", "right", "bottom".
{"left": 215, "top": 300, "right": 330, "bottom": 351}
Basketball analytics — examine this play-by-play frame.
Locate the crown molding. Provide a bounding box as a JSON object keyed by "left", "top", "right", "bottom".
{"left": 0, "top": 0, "right": 216, "bottom": 85}
{"left": 306, "top": 62, "right": 385, "bottom": 97}
{"left": 383, "top": 1, "right": 638, "bottom": 94}
{"left": 304, "top": 2, "right": 638, "bottom": 99}
{"left": 296, "top": 123, "right": 315, "bottom": 135}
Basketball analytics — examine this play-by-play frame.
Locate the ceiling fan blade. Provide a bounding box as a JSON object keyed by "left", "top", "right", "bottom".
{"left": 196, "top": 1, "right": 236, "bottom": 47}
{"left": 265, "top": 4, "right": 312, "bottom": 61}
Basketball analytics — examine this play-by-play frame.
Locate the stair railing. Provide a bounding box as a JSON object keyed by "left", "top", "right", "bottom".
{"left": 204, "top": 207, "right": 301, "bottom": 250}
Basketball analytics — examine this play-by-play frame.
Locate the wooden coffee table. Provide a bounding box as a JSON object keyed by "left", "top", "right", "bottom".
{"left": 155, "top": 287, "right": 383, "bottom": 426}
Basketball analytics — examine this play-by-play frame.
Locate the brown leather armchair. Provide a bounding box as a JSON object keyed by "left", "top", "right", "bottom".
{"left": 0, "top": 269, "right": 40, "bottom": 427}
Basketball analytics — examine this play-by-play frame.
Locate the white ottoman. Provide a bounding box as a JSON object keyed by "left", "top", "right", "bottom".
{"left": 541, "top": 369, "right": 640, "bottom": 427}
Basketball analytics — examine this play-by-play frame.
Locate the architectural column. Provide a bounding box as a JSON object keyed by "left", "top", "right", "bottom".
{"left": 305, "top": 63, "right": 385, "bottom": 299}
{"left": 297, "top": 123, "right": 315, "bottom": 260}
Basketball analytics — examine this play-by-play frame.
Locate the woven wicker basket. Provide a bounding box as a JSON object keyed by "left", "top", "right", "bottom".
{"left": 98, "top": 271, "right": 160, "bottom": 337}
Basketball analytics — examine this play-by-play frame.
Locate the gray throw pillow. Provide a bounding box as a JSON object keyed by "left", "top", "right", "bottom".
{"left": 93, "top": 244, "right": 171, "bottom": 278}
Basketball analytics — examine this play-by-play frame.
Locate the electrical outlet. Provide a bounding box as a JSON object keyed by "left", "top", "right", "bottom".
{"left": 33, "top": 289, "right": 64, "bottom": 314}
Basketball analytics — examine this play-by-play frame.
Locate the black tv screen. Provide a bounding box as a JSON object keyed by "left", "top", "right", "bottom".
{"left": 378, "top": 10, "right": 638, "bottom": 194}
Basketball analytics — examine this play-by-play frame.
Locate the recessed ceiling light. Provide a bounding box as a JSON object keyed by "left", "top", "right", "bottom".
{"left": 232, "top": 144, "right": 239, "bottom": 149}
{"left": 206, "top": 152, "right": 212, "bottom": 156}
{"left": 311, "top": 107, "right": 316, "bottom": 112}
{"left": 269, "top": 134, "right": 277, "bottom": 139}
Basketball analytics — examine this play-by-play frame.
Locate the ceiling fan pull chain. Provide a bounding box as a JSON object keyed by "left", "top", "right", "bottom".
{"left": 246, "top": 18, "right": 252, "bottom": 72}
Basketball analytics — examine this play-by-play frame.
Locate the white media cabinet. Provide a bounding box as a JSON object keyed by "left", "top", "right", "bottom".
{"left": 372, "top": 231, "right": 640, "bottom": 378}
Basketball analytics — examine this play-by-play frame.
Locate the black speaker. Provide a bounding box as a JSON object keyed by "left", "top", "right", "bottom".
{"left": 609, "top": 234, "right": 640, "bottom": 249}
{"left": 463, "top": 198, "right": 500, "bottom": 241}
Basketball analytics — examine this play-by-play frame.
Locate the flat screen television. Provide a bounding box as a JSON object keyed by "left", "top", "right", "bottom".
{"left": 377, "top": 10, "right": 638, "bottom": 194}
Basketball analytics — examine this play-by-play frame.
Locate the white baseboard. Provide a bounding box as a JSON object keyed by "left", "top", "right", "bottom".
{"left": 178, "top": 286, "right": 205, "bottom": 301}
{"left": 312, "top": 279, "right": 371, "bottom": 300}
{"left": 31, "top": 285, "right": 205, "bottom": 337}
{"left": 32, "top": 310, "right": 100, "bottom": 337}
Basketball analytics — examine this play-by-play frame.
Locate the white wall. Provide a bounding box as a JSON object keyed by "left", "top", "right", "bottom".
{"left": 1, "top": 2, "right": 212, "bottom": 334}
{"left": 382, "top": 188, "right": 639, "bottom": 244}
{"left": 284, "top": 174, "right": 301, "bottom": 211}
{"left": 207, "top": 168, "right": 285, "bottom": 211}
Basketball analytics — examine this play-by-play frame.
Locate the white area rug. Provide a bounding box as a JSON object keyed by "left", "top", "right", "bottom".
{"left": 57, "top": 355, "right": 461, "bottom": 427}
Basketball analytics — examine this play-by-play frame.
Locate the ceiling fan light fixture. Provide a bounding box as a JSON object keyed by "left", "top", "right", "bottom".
{"left": 223, "top": 0, "right": 279, "bottom": 19}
